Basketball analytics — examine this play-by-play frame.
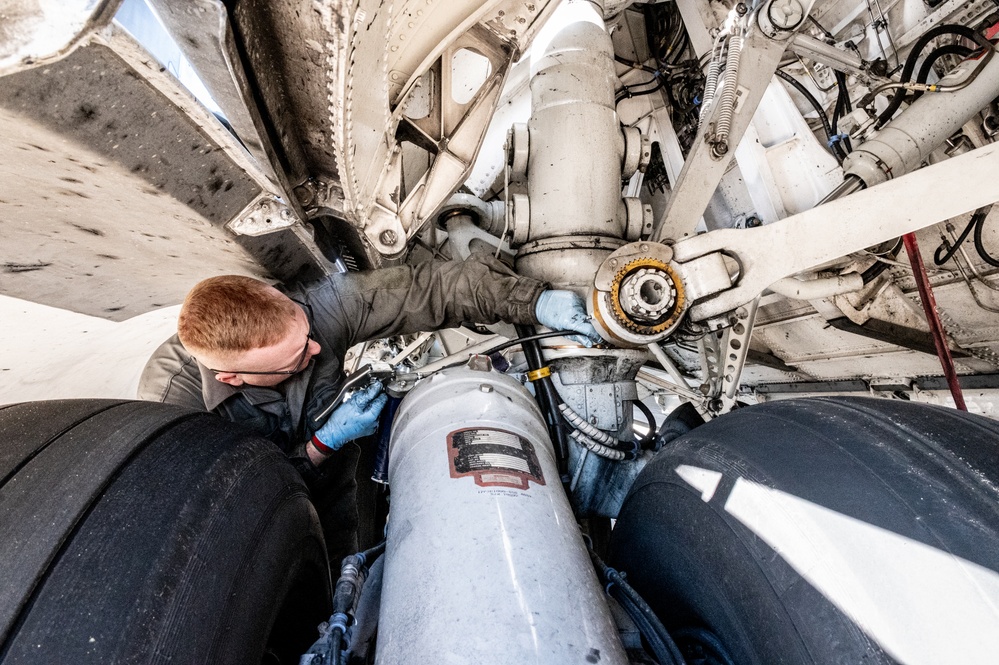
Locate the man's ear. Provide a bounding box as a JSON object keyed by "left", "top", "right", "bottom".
{"left": 213, "top": 372, "right": 244, "bottom": 387}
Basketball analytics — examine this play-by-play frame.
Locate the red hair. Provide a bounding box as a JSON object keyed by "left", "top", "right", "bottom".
{"left": 177, "top": 275, "right": 298, "bottom": 359}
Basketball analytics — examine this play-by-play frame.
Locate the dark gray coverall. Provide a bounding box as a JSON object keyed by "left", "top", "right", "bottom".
{"left": 138, "top": 254, "right": 548, "bottom": 560}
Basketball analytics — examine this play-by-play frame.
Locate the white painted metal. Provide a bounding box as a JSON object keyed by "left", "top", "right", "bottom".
{"left": 770, "top": 274, "right": 865, "bottom": 300}
{"left": 377, "top": 363, "right": 627, "bottom": 665}
{"left": 652, "top": 8, "right": 801, "bottom": 241}
{"left": 525, "top": 5, "right": 623, "bottom": 242}
{"left": 844, "top": 47, "right": 999, "bottom": 187}
{"left": 790, "top": 33, "right": 867, "bottom": 77}
{"left": 674, "top": 141, "right": 999, "bottom": 320}
{"left": 0, "top": 0, "right": 119, "bottom": 76}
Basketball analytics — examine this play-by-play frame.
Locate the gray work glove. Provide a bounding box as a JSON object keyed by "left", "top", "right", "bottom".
{"left": 312, "top": 382, "right": 388, "bottom": 453}
{"left": 534, "top": 290, "right": 603, "bottom": 347}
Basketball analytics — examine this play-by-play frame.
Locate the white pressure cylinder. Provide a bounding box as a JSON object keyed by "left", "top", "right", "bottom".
{"left": 376, "top": 361, "right": 627, "bottom": 665}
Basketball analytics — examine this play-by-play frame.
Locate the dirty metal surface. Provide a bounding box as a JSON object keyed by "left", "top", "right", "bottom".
{"left": 0, "top": 40, "right": 322, "bottom": 320}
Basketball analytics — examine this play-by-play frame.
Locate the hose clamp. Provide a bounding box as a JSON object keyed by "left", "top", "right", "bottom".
{"left": 526, "top": 367, "right": 552, "bottom": 382}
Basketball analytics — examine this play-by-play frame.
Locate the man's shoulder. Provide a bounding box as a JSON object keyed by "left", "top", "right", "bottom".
{"left": 137, "top": 334, "right": 208, "bottom": 411}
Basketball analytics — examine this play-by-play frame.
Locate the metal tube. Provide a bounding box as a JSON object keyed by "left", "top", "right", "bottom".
{"left": 790, "top": 33, "right": 866, "bottom": 77}
{"left": 901, "top": 233, "right": 967, "bottom": 410}
{"left": 518, "top": 4, "right": 624, "bottom": 292}
{"left": 844, "top": 46, "right": 999, "bottom": 187}
{"left": 768, "top": 273, "right": 864, "bottom": 299}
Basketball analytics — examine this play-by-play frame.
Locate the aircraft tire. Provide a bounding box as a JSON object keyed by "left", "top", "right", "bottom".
{"left": 0, "top": 399, "right": 331, "bottom": 664}
{"left": 612, "top": 396, "right": 999, "bottom": 664}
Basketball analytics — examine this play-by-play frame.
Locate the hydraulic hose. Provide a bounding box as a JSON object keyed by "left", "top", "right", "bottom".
{"left": 633, "top": 399, "right": 658, "bottom": 449}
{"left": 558, "top": 402, "right": 640, "bottom": 460}
{"left": 569, "top": 430, "right": 628, "bottom": 461}
{"left": 832, "top": 71, "right": 853, "bottom": 154}
{"left": 973, "top": 207, "right": 999, "bottom": 268}
{"left": 775, "top": 70, "right": 842, "bottom": 162}
{"left": 876, "top": 24, "right": 992, "bottom": 127}
{"left": 301, "top": 542, "right": 387, "bottom": 665}
{"left": 590, "top": 551, "right": 687, "bottom": 665}
{"left": 516, "top": 323, "right": 570, "bottom": 478}
{"left": 914, "top": 44, "right": 974, "bottom": 99}
{"left": 934, "top": 206, "right": 990, "bottom": 265}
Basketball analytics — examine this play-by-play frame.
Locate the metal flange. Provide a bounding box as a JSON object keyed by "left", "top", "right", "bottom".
{"left": 589, "top": 241, "right": 690, "bottom": 347}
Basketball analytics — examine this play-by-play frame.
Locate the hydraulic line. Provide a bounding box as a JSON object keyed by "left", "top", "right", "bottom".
{"left": 831, "top": 71, "right": 853, "bottom": 154}
{"left": 301, "top": 542, "right": 386, "bottom": 665}
{"left": 775, "top": 70, "right": 842, "bottom": 162}
{"left": 559, "top": 398, "right": 653, "bottom": 459}
{"left": 569, "top": 430, "right": 628, "bottom": 461}
{"left": 516, "top": 323, "right": 570, "bottom": 478}
{"left": 934, "top": 207, "right": 991, "bottom": 265}
{"left": 974, "top": 207, "right": 999, "bottom": 268}
{"left": 590, "top": 550, "right": 687, "bottom": 665}
{"left": 914, "top": 44, "right": 974, "bottom": 99}
{"left": 902, "top": 233, "right": 967, "bottom": 411}
{"left": 558, "top": 402, "right": 619, "bottom": 447}
{"left": 876, "top": 24, "right": 994, "bottom": 127}
{"left": 633, "top": 399, "right": 658, "bottom": 449}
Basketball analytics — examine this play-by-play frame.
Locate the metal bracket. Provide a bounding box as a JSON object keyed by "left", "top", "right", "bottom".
{"left": 328, "top": 0, "right": 560, "bottom": 262}
{"left": 696, "top": 296, "right": 759, "bottom": 418}
{"left": 226, "top": 195, "right": 296, "bottom": 236}
{"left": 652, "top": 0, "right": 816, "bottom": 243}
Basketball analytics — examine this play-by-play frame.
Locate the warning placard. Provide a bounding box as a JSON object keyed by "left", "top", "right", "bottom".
{"left": 447, "top": 427, "right": 546, "bottom": 490}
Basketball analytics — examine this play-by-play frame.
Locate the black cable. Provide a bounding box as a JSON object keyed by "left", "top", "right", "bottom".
{"left": 359, "top": 540, "right": 386, "bottom": 564}
{"left": 775, "top": 70, "right": 842, "bottom": 163}
{"left": 876, "top": 24, "right": 985, "bottom": 127}
{"left": 973, "top": 206, "right": 999, "bottom": 268}
{"left": 914, "top": 43, "right": 974, "bottom": 101}
{"left": 934, "top": 209, "right": 983, "bottom": 265}
{"left": 633, "top": 400, "right": 658, "bottom": 450}
{"left": 861, "top": 237, "right": 903, "bottom": 283}
{"left": 832, "top": 71, "right": 853, "bottom": 154}
{"left": 590, "top": 551, "right": 687, "bottom": 665}
{"left": 616, "top": 73, "right": 667, "bottom": 103}
{"left": 516, "top": 324, "right": 570, "bottom": 478}
{"left": 615, "top": 53, "right": 658, "bottom": 73}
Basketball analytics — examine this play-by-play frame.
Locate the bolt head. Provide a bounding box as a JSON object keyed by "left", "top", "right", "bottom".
{"left": 379, "top": 230, "right": 398, "bottom": 245}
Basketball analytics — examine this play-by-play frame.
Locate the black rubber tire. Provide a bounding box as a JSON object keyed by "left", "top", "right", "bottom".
{"left": 611, "top": 396, "right": 999, "bottom": 665}
{"left": 654, "top": 401, "right": 705, "bottom": 448}
{"left": 0, "top": 399, "right": 331, "bottom": 664}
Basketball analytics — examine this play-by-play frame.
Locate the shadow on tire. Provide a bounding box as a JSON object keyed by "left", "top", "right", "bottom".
{"left": 0, "top": 399, "right": 331, "bottom": 664}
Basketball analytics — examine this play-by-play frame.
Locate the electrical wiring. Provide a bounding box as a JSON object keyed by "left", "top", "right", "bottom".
{"left": 832, "top": 71, "right": 853, "bottom": 154}
{"left": 775, "top": 69, "right": 843, "bottom": 163}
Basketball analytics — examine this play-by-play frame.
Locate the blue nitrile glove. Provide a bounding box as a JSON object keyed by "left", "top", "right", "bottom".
{"left": 534, "top": 290, "right": 603, "bottom": 347}
{"left": 313, "top": 382, "right": 388, "bottom": 453}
